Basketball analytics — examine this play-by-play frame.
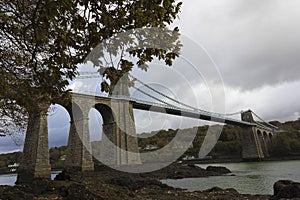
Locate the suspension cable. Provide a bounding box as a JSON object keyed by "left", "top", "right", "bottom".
{"left": 76, "top": 72, "right": 244, "bottom": 117}
{"left": 130, "top": 74, "right": 244, "bottom": 117}
{"left": 251, "top": 111, "right": 279, "bottom": 129}
{"left": 129, "top": 74, "right": 201, "bottom": 111}
{"left": 223, "top": 110, "right": 243, "bottom": 116}
{"left": 132, "top": 86, "right": 180, "bottom": 109}
{"left": 75, "top": 75, "right": 101, "bottom": 79}
{"left": 255, "top": 120, "right": 271, "bottom": 130}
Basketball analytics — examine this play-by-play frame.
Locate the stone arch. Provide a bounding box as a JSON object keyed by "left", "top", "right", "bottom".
{"left": 64, "top": 101, "right": 84, "bottom": 122}
{"left": 269, "top": 133, "right": 273, "bottom": 140}
{"left": 263, "top": 131, "right": 267, "bottom": 137}
{"left": 257, "top": 130, "right": 262, "bottom": 137}
{"left": 94, "top": 103, "right": 115, "bottom": 124}
{"left": 263, "top": 131, "right": 269, "bottom": 143}
{"left": 257, "top": 129, "right": 269, "bottom": 158}
{"left": 17, "top": 102, "right": 81, "bottom": 183}
{"left": 64, "top": 101, "right": 94, "bottom": 171}
{"left": 47, "top": 104, "right": 71, "bottom": 155}
{"left": 88, "top": 103, "right": 117, "bottom": 146}
{"left": 66, "top": 93, "right": 141, "bottom": 167}
{"left": 90, "top": 103, "right": 118, "bottom": 165}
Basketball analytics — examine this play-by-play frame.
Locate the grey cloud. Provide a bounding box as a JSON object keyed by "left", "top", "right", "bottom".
{"left": 177, "top": 0, "right": 300, "bottom": 90}
{"left": 48, "top": 126, "right": 69, "bottom": 147}
{"left": 3, "top": 1, "right": 300, "bottom": 153}
{"left": 0, "top": 136, "right": 23, "bottom": 153}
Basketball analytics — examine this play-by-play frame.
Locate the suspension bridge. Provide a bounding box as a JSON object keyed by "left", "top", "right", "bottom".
{"left": 16, "top": 71, "right": 279, "bottom": 183}
{"left": 74, "top": 72, "right": 278, "bottom": 131}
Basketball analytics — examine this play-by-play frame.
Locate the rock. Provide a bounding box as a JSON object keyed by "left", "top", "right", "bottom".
{"left": 106, "top": 176, "right": 171, "bottom": 190}
{"left": 273, "top": 180, "right": 300, "bottom": 198}
{"left": 55, "top": 170, "right": 71, "bottom": 181}
{"left": 106, "top": 176, "right": 137, "bottom": 190}
{"left": 206, "top": 166, "right": 231, "bottom": 174}
{"left": 204, "top": 187, "right": 224, "bottom": 192}
{"left": 0, "top": 185, "right": 34, "bottom": 200}
{"left": 143, "top": 163, "right": 212, "bottom": 179}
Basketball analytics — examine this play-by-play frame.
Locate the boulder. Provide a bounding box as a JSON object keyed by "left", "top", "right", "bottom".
{"left": 206, "top": 166, "right": 231, "bottom": 174}
{"left": 54, "top": 170, "right": 71, "bottom": 181}
{"left": 273, "top": 180, "right": 300, "bottom": 198}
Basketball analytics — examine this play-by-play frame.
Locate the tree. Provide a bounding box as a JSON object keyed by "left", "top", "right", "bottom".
{"left": 0, "top": 0, "right": 182, "bottom": 134}
{"left": 269, "top": 135, "right": 291, "bottom": 157}
{"left": 0, "top": 0, "right": 182, "bottom": 182}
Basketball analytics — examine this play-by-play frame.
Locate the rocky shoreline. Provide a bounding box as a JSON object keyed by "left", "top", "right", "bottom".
{"left": 0, "top": 163, "right": 300, "bottom": 199}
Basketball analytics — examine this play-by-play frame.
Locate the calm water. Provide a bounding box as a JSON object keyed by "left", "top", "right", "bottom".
{"left": 0, "top": 171, "right": 60, "bottom": 186}
{"left": 161, "top": 160, "right": 300, "bottom": 195}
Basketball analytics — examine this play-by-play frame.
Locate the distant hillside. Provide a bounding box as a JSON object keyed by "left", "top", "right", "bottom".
{"left": 0, "top": 151, "right": 22, "bottom": 173}
{"left": 1, "top": 119, "right": 299, "bottom": 173}
{"left": 0, "top": 146, "right": 67, "bottom": 174}
{"left": 138, "top": 119, "right": 300, "bottom": 159}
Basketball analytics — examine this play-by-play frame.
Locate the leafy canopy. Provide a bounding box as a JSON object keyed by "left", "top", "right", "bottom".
{"left": 0, "top": 0, "right": 182, "bottom": 135}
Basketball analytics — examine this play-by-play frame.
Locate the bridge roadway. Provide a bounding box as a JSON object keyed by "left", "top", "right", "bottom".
{"left": 73, "top": 93, "right": 273, "bottom": 131}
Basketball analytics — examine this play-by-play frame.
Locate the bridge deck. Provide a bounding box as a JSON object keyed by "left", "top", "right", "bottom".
{"left": 72, "top": 93, "right": 273, "bottom": 131}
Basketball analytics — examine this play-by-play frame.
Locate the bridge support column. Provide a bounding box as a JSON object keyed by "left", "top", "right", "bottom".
{"left": 17, "top": 110, "right": 51, "bottom": 184}
{"left": 99, "top": 122, "right": 118, "bottom": 165}
{"left": 109, "top": 75, "right": 141, "bottom": 166}
{"left": 94, "top": 114, "right": 141, "bottom": 167}
{"left": 258, "top": 133, "right": 269, "bottom": 158}
{"left": 65, "top": 115, "right": 94, "bottom": 171}
{"left": 241, "top": 110, "right": 265, "bottom": 161}
{"left": 241, "top": 127, "right": 264, "bottom": 161}
{"left": 112, "top": 101, "right": 141, "bottom": 165}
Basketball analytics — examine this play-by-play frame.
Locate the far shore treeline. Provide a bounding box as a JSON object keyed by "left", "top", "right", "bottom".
{"left": 0, "top": 119, "right": 299, "bottom": 174}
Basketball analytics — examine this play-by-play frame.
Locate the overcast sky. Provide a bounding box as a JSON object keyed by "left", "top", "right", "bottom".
{"left": 1, "top": 0, "right": 300, "bottom": 153}
{"left": 173, "top": 0, "right": 300, "bottom": 120}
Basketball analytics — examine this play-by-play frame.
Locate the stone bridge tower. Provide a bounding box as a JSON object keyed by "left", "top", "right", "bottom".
{"left": 65, "top": 75, "right": 141, "bottom": 171}
{"left": 241, "top": 110, "right": 269, "bottom": 161}
{"left": 16, "top": 76, "right": 141, "bottom": 183}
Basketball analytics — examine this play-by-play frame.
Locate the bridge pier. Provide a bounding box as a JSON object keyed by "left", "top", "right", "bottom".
{"left": 65, "top": 110, "right": 94, "bottom": 172}
{"left": 258, "top": 131, "right": 269, "bottom": 158}
{"left": 241, "top": 110, "right": 267, "bottom": 161}
{"left": 66, "top": 76, "right": 141, "bottom": 169}
{"left": 241, "top": 127, "right": 264, "bottom": 161}
{"left": 111, "top": 100, "right": 141, "bottom": 165}
{"left": 17, "top": 110, "right": 51, "bottom": 183}
{"left": 93, "top": 101, "right": 141, "bottom": 166}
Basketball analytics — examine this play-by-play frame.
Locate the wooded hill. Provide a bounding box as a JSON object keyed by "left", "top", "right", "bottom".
{"left": 0, "top": 119, "right": 299, "bottom": 173}
{"left": 138, "top": 119, "right": 300, "bottom": 159}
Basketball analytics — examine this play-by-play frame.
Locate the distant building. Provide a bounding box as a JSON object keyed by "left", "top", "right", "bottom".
{"left": 8, "top": 163, "right": 19, "bottom": 172}
{"left": 144, "top": 144, "right": 159, "bottom": 150}
{"left": 60, "top": 155, "right": 66, "bottom": 161}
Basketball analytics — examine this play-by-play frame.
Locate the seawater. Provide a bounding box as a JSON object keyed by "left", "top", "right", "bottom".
{"left": 161, "top": 160, "right": 300, "bottom": 195}
{"left": 0, "top": 171, "right": 61, "bottom": 186}
{"left": 2, "top": 161, "right": 299, "bottom": 195}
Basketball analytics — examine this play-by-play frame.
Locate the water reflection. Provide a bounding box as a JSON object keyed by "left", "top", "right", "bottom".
{"left": 161, "top": 160, "right": 300, "bottom": 195}
{"left": 0, "top": 171, "right": 61, "bottom": 186}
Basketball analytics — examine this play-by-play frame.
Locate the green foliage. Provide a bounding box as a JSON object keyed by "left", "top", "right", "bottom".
{"left": 138, "top": 121, "right": 300, "bottom": 160}
{"left": 269, "top": 135, "right": 291, "bottom": 156}
{"left": 138, "top": 129, "right": 177, "bottom": 150}
{"left": 0, "top": 0, "right": 182, "bottom": 135}
{"left": 0, "top": 146, "right": 67, "bottom": 173}
{"left": 210, "top": 141, "right": 242, "bottom": 158}
{"left": 268, "top": 120, "right": 300, "bottom": 157}
{"left": 268, "top": 132, "right": 300, "bottom": 157}
{"left": 49, "top": 146, "right": 67, "bottom": 169}
{"left": 290, "top": 139, "right": 300, "bottom": 154}
{"left": 0, "top": 151, "right": 22, "bottom": 173}
{"left": 0, "top": 161, "right": 6, "bottom": 168}
{"left": 0, "top": 152, "right": 22, "bottom": 166}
